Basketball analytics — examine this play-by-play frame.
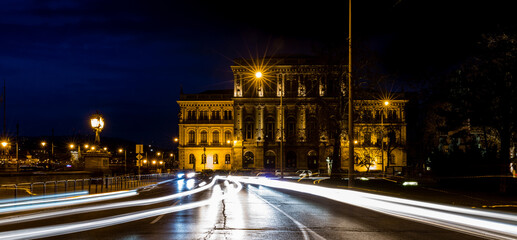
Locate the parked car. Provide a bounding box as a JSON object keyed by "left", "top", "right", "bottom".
{"left": 296, "top": 170, "right": 312, "bottom": 178}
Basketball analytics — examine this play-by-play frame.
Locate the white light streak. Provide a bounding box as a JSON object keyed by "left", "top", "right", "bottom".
{"left": 0, "top": 190, "right": 137, "bottom": 214}
{"left": 0, "top": 177, "right": 219, "bottom": 225}
{"left": 0, "top": 176, "right": 241, "bottom": 240}
{"left": 234, "top": 177, "right": 517, "bottom": 240}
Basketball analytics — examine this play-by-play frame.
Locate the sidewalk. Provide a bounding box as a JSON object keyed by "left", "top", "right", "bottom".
{"left": 293, "top": 176, "right": 517, "bottom": 213}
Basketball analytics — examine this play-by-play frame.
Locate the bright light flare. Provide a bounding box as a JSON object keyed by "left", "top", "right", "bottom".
{"left": 255, "top": 71, "right": 262, "bottom": 78}
{"left": 186, "top": 172, "right": 196, "bottom": 178}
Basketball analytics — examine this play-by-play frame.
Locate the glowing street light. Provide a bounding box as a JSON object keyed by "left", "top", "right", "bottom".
{"left": 41, "top": 142, "right": 46, "bottom": 147}
{"left": 103, "top": 147, "right": 107, "bottom": 151}
{"left": 173, "top": 138, "right": 179, "bottom": 142}
{"left": 1, "top": 141, "right": 7, "bottom": 147}
{"left": 255, "top": 71, "right": 262, "bottom": 78}
{"left": 69, "top": 144, "right": 74, "bottom": 149}
{"left": 84, "top": 144, "right": 89, "bottom": 149}
{"left": 384, "top": 101, "right": 390, "bottom": 106}
{"left": 90, "top": 114, "right": 105, "bottom": 145}
{"left": 118, "top": 148, "right": 127, "bottom": 175}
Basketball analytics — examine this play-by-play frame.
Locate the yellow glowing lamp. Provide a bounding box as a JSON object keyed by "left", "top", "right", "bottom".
{"left": 1, "top": 141, "right": 7, "bottom": 147}
{"left": 143, "top": 159, "right": 147, "bottom": 164}
{"left": 354, "top": 140, "right": 358, "bottom": 144}
{"left": 84, "top": 144, "right": 89, "bottom": 149}
{"left": 91, "top": 146, "right": 96, "bottom": 150}
{"left": 159, "top": 161, "right": 164, "bottom": 165}
{"left": 173, "top": 138, "right": 179, "bottom": 142}
{"left": 41, "top": 142, "right": 46, "bottom": 147}
{"left": 103, "top": 147, "right": 107, "bottom": 151}
{"left": 255, "top": 71, "right": 262, "bottom": 78}
{"left": 157, "top": 152, "right": 161, "bottom": 156}
{"left": 90, "top": 116, "right": 105, "bottom": 130}
{"left": 119, "top": 149, "right": 123, "bottom": 153}
{"left": 152, "top": 160, "right": 156, "bottom": 165}
{"left": 69, "top": 144, "right": 75, "bottom": 149}
{"left": 384, "top": 101, "right": 390, "bottom": 106}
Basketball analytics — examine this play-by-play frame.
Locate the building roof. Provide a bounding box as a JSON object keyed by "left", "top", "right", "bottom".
{"left": 179, "top": 89, "right": 233, "bottom": 101}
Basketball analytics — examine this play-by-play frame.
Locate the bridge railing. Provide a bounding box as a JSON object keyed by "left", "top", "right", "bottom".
{"left": 0, "top": 173, "right": 174, "bottom": 200}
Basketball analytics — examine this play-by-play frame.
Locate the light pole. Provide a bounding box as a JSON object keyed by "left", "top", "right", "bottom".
{"left": 347, "top": 0, "right": 354, "bottom": 187}
{"left": 90, "top": 114, "right": 105, "bottom": 146}
{"left": 119, "top": 148, "right": 127, "bottom": 175}
{"left": 41, "top": 141, "right": 49, "bottom": 168}
{"left": 255, "top": 70, "right": 284, "bottom": 178}
{"left": 381, "top": 100, "right": 390, "bottom": 175}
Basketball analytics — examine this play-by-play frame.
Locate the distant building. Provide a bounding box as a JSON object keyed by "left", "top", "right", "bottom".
{"left": 178, "top": 57, "right": 408, "bottom": 172}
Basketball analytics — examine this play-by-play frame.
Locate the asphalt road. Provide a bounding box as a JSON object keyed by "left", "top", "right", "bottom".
{"left": 0, "top": 177, "right": 486, "bottom": 240}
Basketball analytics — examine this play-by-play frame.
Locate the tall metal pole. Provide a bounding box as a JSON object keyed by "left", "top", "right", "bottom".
{"left": 3, "top": 80, "right": 5, "bottom": 138}
{"left": 16, "top": 123, "right": 19, "bottom": 172}
{"left": 381, "top": 107, "right": 384, "bottom": 176}
{"left": 280, "top": 75, "right": 284, "bottom": 179}
{"left": 347, "top": 0, "right": 354, "bottom": 187}
{"left": 124, "top": 149, "right": 127, "bottom": 175}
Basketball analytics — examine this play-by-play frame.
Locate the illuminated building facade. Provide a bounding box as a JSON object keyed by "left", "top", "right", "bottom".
{"left": 178, "top": 58, "right": 407, "bottom": 173}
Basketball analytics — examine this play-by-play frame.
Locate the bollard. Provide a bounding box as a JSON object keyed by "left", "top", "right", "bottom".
{"left": 14, "top": 184, "right": 17, "bottom": 199}
{"left": 43, "top": 182, "right": 47, "bottom": 195}
{"left": 54, "top": 181, "right": 57, "bottom": 194}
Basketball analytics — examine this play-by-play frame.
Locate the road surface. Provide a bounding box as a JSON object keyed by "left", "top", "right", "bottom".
{"left": 0, "top": 176, "right": 498, "bottom": 239}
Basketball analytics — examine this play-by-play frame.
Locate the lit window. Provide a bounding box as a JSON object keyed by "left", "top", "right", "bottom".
{"left": 225, "top": 154, "right": 231, "bottom": 164}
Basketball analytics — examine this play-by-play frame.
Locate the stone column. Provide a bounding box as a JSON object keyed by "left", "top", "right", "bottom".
{"left": 297, "top": 105, "right": 306, "bottom": 142}
{"left": 256, "top": 105, "right": 264, "bottom": 141}
{"left": 235, "top": 105, "right": 243, "bottom": 140}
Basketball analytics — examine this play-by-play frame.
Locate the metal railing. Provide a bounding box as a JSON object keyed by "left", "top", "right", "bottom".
{"left": 0, "top": 173, "right": 173, "bottom": 200}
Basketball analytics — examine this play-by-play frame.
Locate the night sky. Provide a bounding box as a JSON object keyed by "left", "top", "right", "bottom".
{"left": 0, "top": 0, "right": 513, "bottom": 147}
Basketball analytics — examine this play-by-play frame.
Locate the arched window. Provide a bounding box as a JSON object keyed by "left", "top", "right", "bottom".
{"left": 307, "top": 150, "right": 318, "bottom": 170}
{"left": 389, "top": 154, "right": 396, "bottom": 165}
{"left": 188, "top": 131, "right": 196, "bottom": 143}
{"left": 212, "top": 131, "right": 220, "bottom": 144}
{"left": 286, "top": 117, "right": 296, "bottom": 139}
{"left": 286, "top": 151, "right": 296, "bottom": 168}
{"left": 201, "top": 154, "right": 206, "bottom": 164}
{"left": 265, "top": 150, "right": 276, "bottom": 169}
{"left": 243, "top": 151, "right": 254, "bottom": 168}
{"left": 307, "top": 117, "right": 318, "bottom": 142}
{"left": 225, "top": 154, "right": 231, "bottom": 164}
{"left": 189, "top": 154, "right": 195, "bottom": 164}
{"left": 200, "top": 131, "right": 208, "bottom": 143}
{"left": 245, "top": 117, "right": 254, "bottom": 140}
{"left": 224, "top": 131, "right": 232, "bottom": 144}
{"left": 213, "top": 154, "right": 219, "bottom": 164}
{"left": 265, "top": 117, "right": 275, "bottom": 141}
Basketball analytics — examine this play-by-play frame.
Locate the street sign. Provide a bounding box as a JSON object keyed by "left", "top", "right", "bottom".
{"left": 136, "top": 154, "right": 143, "bottom": 160}
{"left": 136, "top": 144, "right": 143, "bottom": 154}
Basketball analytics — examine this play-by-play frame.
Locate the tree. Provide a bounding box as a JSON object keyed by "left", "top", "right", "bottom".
{"left": 448, "top": 32, "right": 517, "bottom": 188}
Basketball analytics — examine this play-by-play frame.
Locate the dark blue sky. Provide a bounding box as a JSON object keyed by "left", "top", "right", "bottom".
{"left": 0, "top": 0, "right": 513, "bottom": 147}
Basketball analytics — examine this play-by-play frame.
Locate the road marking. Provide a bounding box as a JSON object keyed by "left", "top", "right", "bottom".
{"left": 249, "top": 187, "right": 326, "bottom": 240}
{"left": 150, "top": 201, "right": 179, "bottom": 224}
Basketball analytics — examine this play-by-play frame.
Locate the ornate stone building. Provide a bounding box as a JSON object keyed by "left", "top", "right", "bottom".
{"left": 178, "top": 58, "right": 407, "bottom": 173}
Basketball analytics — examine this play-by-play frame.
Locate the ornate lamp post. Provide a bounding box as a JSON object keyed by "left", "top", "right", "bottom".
{"left": 90, "top": 114, "right": 105, "bottom": 145}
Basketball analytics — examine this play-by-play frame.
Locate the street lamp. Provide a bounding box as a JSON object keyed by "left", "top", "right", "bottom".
{"left": 381, "top": 100, "right": 390, "bottom": 175}
{"left": 69, "top": 143, "right": 81, "bottom": 162}
{"left": 119, "top": 148, "right": 127, "bottom": 174}
{"left": 90, "top": 114, "right": 105, "bottom": 145}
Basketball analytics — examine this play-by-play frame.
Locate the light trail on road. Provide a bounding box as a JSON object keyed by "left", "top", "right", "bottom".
{"left": 0, "top": 178, "right": 216, "bottom": 225}
{"left": 236, "top": 177, "right": 517, "bottom": 240}
{"left": 0, "top": 176, "right": 242, "bottom": 240}
{"left": 0, "top": 190, "right": 138, "bottom": 214}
